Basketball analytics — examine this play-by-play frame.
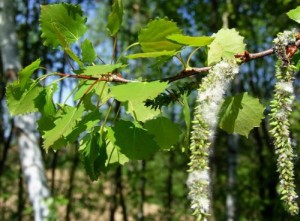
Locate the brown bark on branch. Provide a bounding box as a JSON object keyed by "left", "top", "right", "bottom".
{"left": 53, "top": 38, "right": 300, "bottom": 84}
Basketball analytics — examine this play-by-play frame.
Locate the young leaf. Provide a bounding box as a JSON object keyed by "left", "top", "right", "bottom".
{"left": 40, "top": 3, "right": 87, "bottom": 48}
{"left": 287, "top": 6, "right": 300, "bottom": 23}
{"left": 167, "top": 34, "right": 214, "bottom": 47}
{"left": 111, "top": 81, "right": 168, "bottom": 102}
{"left": 81, "top": 39, "right": 97, "bottom": 64}
{"left": 126, "top": 50, "right": 177, "bottom": 59}
{"left": 108, "top": 120, "right": 159, "bottom": 160}
{"left": 19, "top": 59, "right": 40, "bottom": 90}
{"left": 138, "top": 18, "right": 182, "bottom": 52}
{"left": 218, "top": 93, "right": 265, "bottom": 137}
{"left": 43, "top": 105, "right": 85, "bottom": 149}
{"left": 83, "top": 63, "right": 124, "bottom": 77}
{"left": 106, "top": 0, "right": 123, "bottom": 36}
{"left": 144, "top": 117, "right": 181, "bottom": 150}
{"left": 207, "top": 28, "right": 245, "bottom": 65}
{"left": 6, "top": 80, "right": 43, "bottom": 116}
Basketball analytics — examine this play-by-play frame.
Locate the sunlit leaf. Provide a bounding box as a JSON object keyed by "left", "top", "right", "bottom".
{"left": 6, "top": 80, "right": 43, "bottom": 116}
{"left": 81, "top": 39, "right": 97, "bottom": 64}
{"left": 218, "top": 93, "right": 265, "bottom": 137}
{"left": 126, "top": 50, "right": 177, "bottom": 59}
{"left": 125, "top": 100, "right": 161, "bottom": 122}
{"left": 138, "top": 18, "right": 182, "bottom": 52}
{"left": 111, "top": 81, "right": 168, "bottom": 102}
{"left": 40, "top": 3, "right": 87, "bottom": 48}
{"left": 83, "top": 63, "right": 124, "bottom": 77}
{"left": 43, "top": 105, "right": 84, "bottom": 149}
{"left": 19, "top": 59, "right": 40, "bottom": 90}
{"left": 167, "top": 34, "right": 214, "bottom": 47}
{"left": 287, "top": 6, "right": 300, "bottom": 23}
{"left": 106, "top": 0, "right": 123, "bottom": 36}
{"left": 207, "top": 28, "right": 245, "bottom": 65}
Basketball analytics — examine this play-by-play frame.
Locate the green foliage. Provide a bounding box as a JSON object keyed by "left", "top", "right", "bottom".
{"left": 287, "top": 6, "right": 300, "bottom": 23}
{"left": 81, "top": 39, "right": 97, "bottom": 64}
{"left": 106, "top": 0, "right": 123, "bottom": 36}
{"left": 167, "top": 34, "right": 214, "bottom": 47}
{"left": 218, "top": 93, "right": 265, "bottom": 137}
{"left": 7, "top": 3, "right": 300, "bottom": 218}
{"left": 126, "top": 50, "right": 177, "bottom": 59}
{"left": 107, "top": 120, "right": 160, "bottom": 160}
{"left": 138, "top": 18, "right": 182, "bottom": 52}
{"left": 83, "top": 63, "right": 124, "bottom": 77}
{"left": 79, "top": 127, "right": 105, "bottom": 181}
{"left": 40, "top": 3, "right": 87, "bottom": 48}
{"left": 43, "top": 105, "right": 85, "bottom": 150}
{"left": 111, "top": 81, "right": 168, "bottom": 121}
{"left": 37, "top": 84, "right": 57, "bottom": 117}
{"left": 6, "top": 80, "right": 43, "bottom": 116}
{"left": 207, "top": 28, "right": 245, "bottom": 65}
{"left": 144, "top": 116, "right": 181, "bottom": 150}
{"left": 19, "top": 58, "right": 40, "bottom": 90}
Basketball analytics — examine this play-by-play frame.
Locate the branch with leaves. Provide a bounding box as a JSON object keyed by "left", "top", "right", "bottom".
{"left": 5, "top": 2, "right": 300, "bottom": 220}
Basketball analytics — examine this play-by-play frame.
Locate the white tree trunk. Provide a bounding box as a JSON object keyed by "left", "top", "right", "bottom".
{"left": 0, "top": 1, "right": 50, "bottom": 220}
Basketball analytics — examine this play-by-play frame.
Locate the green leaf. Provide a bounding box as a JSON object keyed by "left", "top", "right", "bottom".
{"left": 66, "top": 110, "right": 101, "bottom": 143}
{"left": 125, "top": 100, "right": 161, "bottom": 122}
{"left": 83, "top": 63, "right": 124, "bottom": 77}
{"left": 81, "top": 39, "right": 97, "bottom": 64}
{"left": 166, "top": 34, "right": 214, "bottom": 47}
{"left": 43, "top": 105, "right": 85, "bottom": 149}
{"left": 74, "top": 80, "right": 93, "bottom": 101}
{"left": 79, "top": 127, "right": 105, "bottom": 181}
{"left": 287, "top": 6, "right": 300, "bottom": 23}
{"left": 138, "top": 18, "right": 182, "bottom": 52}
{"left": 35, "top": 83, "right": 57, "bottom": 117}
{"left": 207, "top": 28, "right": 245, "bottom": 65}
{"left": 126, "top": 50, "right": 177, "bottom": 59}
{"left": 40, "top": 3, "right": 87, "bottom": 48}
{"left": 6, "top": 80, "right": 43, "bottom": 116}
{"left": 19, "top": 59, "right": 40, "bottom": 90}
{"left": 106, "top": 127, "right": 129, "bottom": 165}
{"left": 144, "top": 117, "right": 181, "bottom": 150}
{"left": 109, "top": 120, "right": 159, "bottom": 160}
{"left": 218, "top": 93, "right": 265, "bottom": 137}
{"left": 111, "top": 81, "right": 168, "bottom": 102}
{"left": 111, "top": 81, "right": 168, "bottom": 121}
{"left": 106, "top": 0, "right": 123, "bottom": 36}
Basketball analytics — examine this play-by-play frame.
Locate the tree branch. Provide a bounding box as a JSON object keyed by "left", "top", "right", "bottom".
{"left": 54, "top": 38, "right": 300, "bottom": 84}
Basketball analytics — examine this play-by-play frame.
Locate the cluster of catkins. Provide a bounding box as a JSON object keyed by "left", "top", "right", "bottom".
{"left": 188, "top": 30, "right": 299, "bottom": 220}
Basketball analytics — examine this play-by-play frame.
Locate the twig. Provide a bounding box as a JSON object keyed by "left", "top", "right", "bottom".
{"left": 54, "top": 38, "right": 300, "bottom": 84}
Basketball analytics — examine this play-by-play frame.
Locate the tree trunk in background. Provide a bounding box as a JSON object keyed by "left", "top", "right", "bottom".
{"left": 226, "top": 134, "right": 238, "bottom": 221}
{"left": 0, "top": 1, "right": 50, "bottom": 220}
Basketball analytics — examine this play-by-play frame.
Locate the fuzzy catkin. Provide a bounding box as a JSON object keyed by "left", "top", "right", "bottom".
{"left": 188, "top": 60, "right": 239, "bottom": 220}
{"left": 269, "top": 30, "right": 299, "bottom": 215}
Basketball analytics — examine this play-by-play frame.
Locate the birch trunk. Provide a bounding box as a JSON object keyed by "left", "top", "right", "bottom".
{"left": 0, "top": 1, "right": 50, "bottom": 220}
